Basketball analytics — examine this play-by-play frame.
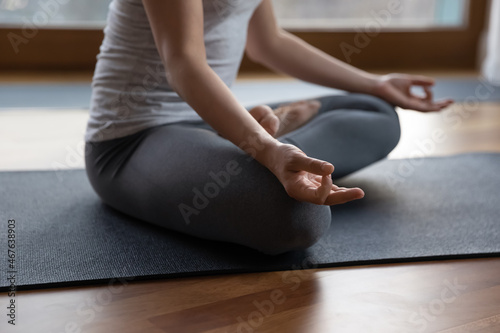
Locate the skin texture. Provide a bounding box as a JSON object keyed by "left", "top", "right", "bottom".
{"left": 142, "top": 0, "right": 454, "bottom": 206}
{"left": 248, "top": 100, "right": 321, "bottom": 138}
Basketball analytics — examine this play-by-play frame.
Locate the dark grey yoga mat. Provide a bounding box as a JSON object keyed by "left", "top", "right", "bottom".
{"left": 0, "top": 153, "right": 499, "bottom": 291}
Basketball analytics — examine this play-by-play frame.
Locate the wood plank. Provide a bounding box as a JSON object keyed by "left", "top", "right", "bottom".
{"left": 0, "top": 74, "right": 499, "bottom": 332}
{"left": 3, "top": 259, "right": 499, "bottom": 332}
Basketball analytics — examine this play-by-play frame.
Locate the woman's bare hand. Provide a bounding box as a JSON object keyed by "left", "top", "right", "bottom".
{"left": 264, "top": 143, "right": 365, "bottom": 205}
{"left": 371, "top": 73, "right": 454, "bottom": 112}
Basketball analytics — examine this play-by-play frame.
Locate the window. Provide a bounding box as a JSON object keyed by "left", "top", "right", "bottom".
{"left": 0, "top": 0, "right": 111, "bottom": 28}
{"left": 0, "top": 0, "right": 468, "bottom": 30}
{"left": 0, "top": 0, "right": 486, "bottom": 71}
{"left": 272, "top": 0, "right": 468, "bottom": 31}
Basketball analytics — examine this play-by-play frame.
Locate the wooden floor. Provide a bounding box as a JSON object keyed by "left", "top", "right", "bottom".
{"left": 1, "top": 72, "right": 500, "bottom": 333}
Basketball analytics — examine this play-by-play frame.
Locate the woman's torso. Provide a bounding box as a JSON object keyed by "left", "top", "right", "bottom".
{"left": 85, "top": 0, "right": 261, "bottom": 142}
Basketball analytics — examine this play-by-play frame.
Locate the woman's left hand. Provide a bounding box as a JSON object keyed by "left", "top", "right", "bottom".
{"left": 371, "top": 73, "right": 454, "bottom": 112}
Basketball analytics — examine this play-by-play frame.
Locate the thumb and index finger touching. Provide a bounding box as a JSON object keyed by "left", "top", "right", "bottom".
{"left": 286, "top": 152, "right": 365, "bottom": 205}
{"left": 289, "top": 152, "right": 334, "bottom": 176}
{"left": 405, "top": 75, "right": 454, "bottom": 111}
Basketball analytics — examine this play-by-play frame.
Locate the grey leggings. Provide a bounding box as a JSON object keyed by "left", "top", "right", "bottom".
{"left": 84, "top": 93, "right": 400, "bottom": 255}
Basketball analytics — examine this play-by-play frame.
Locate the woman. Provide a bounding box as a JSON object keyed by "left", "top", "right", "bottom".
{"left": 84, "top": 0, "right": 453, "bottom": 255}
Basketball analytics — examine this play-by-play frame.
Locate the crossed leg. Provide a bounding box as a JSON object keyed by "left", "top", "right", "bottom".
{"left": 84, "top": 93, "right": 400, "bottom": 255}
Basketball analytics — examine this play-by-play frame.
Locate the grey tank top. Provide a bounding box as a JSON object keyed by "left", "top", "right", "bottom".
{"left": 85, "top": 0, "right": 262, "bottom": 142}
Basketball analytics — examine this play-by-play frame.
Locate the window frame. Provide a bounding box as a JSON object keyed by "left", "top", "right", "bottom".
{"left": 0, "top": 0, "right": 488, "bottom": 72}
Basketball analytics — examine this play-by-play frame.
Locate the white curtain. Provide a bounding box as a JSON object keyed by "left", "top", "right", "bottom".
{"left": 482, "top": 0, "right": 500, "bottom": 85}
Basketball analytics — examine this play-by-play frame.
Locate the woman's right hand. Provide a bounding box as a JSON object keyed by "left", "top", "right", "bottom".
{"left": 263, "top": 143, "right": 365, "bottom": 205}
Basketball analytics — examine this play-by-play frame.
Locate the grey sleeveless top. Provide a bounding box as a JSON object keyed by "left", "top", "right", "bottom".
{"left": 85, "top": 0, "right": 262, "bottom": 142}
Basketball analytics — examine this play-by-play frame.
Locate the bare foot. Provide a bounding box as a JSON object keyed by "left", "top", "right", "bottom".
{"left": 248, "top": 105, "right": 280, "bottom": 137}
{"left": 245, "top": 100, "right": 321, "bottom": 138}
{"left": 273, "top": 99, "right": 321, "bottom": 137}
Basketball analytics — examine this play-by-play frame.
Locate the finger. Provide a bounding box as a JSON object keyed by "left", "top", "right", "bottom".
{"left": 316, "top": 174, "right": 333, "bottom": 204}
{"left": 285, "top": 174, "right": 334, "bottom": 205}
{"left": 410, "top": 75, "right": 435, "bottom": 86}
{"left": 286, "top": 183, "right": 328, "bottom": 205}
{"left": 416, "top": 103, "right": 442, "bottom": 112}
{"left": 423, "top": 85, "right": 433, "bottom": 102}
{"left": 324, "top": 187, "right": 365, "bottom": 205}
{"left": 411, "top": 97, "right": 454, "bottom": 112}
{"left": 435, "top": 98, "right": 454, "bottom": 109}
{"left": 409, "top": 85, "right": 433, "bottom": 105}
{"left": 307, "top": 173, "right": 324, "bottom": 187}
{"left": 384, "top": 85, "right": 413, "bottom": 109}
{"left": 406, "top": 99, "right": 442, "bottom": 112}
{"left": 290, "top": 154, "right": 334, "bottom": 175}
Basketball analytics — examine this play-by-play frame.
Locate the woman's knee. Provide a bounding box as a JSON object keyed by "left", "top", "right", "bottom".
{"left": 316, "top": 93, "right": 397, "bottom": 118}
{"left": 254, "top": 203, "right": 332, "bottom": 255}
{"left": 351, "top": 94, "right": 401, "bottom": 153}
{"left": 350, "top": 93, "right": 398, "bottom": 116}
